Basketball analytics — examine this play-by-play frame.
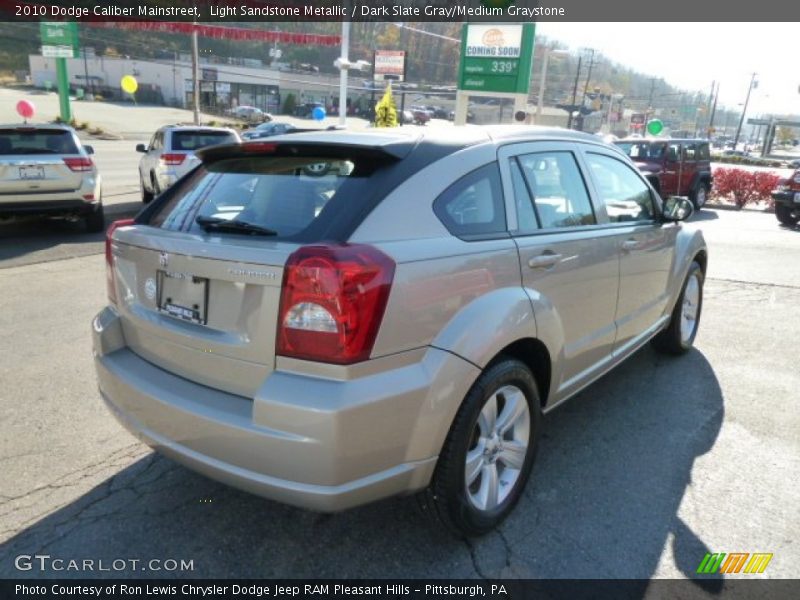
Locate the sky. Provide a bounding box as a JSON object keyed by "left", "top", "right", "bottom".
{"left": 537, "top": 22, "right": 799, "bottom": 117}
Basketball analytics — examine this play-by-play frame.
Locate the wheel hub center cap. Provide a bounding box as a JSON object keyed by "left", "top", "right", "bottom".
{"left": 484, "top": 435, "right": 502, "bottom": 461}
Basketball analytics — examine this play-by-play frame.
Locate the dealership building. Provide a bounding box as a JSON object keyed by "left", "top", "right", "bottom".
{"left": 28, "top": 51, "right": 344, "bottom": 114}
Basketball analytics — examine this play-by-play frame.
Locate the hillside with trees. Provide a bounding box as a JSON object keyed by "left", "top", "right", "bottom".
{"left": 0, "top": 21, "right": 746, "bottom": 128}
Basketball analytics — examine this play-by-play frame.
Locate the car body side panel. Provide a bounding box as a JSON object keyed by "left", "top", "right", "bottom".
{"left": 370, "top": 240, "right": 523, "bottom": 360}
{"left": 663, "top": 225, "right": 707, "bottom": 316}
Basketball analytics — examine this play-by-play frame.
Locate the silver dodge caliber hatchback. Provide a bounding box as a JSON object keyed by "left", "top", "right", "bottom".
{"left": 94, "top": 126, "right": 707, "bottom": 535}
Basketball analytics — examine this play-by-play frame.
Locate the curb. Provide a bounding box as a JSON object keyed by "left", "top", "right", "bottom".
{"left": 705, "top": 203, "right": 774, "bottom": 213}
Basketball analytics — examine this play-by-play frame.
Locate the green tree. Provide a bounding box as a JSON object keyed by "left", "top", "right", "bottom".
{"left": 374, "top": 85, "right": 398, "bottom": 128}
{"left": 282, "top": 93, "right": 297, "bottom": 115}
{"left": 777, "top": 126, "right": 795, "bottom": 146}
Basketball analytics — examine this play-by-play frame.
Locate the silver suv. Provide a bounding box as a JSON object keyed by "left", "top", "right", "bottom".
{"left": 0, "top": 123, "right": 104, "bottom": 232}
{"left": 136, "top": 125, "right": 240, "bottom": 203}
{"left": 94, "top": 127, "right": 706, "bottom": 535}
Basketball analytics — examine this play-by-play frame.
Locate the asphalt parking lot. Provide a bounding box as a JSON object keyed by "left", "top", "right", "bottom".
{"left": 0, "top": 206, "right": 798, "bottom": 582}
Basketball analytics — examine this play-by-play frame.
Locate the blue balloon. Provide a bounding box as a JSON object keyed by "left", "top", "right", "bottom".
{"left": 312, "top": 106, "right": 326, "bottom": 121}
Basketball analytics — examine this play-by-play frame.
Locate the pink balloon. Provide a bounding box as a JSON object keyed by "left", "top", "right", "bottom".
{"left": 16, "top": 100, "right": 35, "bottom": 120}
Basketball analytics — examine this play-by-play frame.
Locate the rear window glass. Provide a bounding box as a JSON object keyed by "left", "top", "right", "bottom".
{"left": 615, "top": 142, "right": 665, "bottom": 160}
{"left": 0, "top": 129, "right": 79, "bottom": 155}
{"left": 147, "top": 155, "right": 375, "bottom": 239}
{"left": 170, "top": 131, "right": 237, "bottom": 151}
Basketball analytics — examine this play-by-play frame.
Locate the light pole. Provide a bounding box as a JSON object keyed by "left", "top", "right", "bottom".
{"left": 733, "top": 72, "right": 757, "bottom": 150}
{"left": 535, "top": 48, "right": 569, "bottom": 123}
{"left": 191, "top": 25, "right": 200, "bottom": 125}
{"left": 338, "top": 21, "right": 350, "bottom": 126}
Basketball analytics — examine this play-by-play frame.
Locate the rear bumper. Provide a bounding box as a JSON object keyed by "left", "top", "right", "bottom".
{"left": 92, "top": 307, "right": 479, "bottom": 512}
{"left": 0, "top": 198, "right": 99, "bottom": 216}
{"left": 0, "top": 175, "right": 101, "bottom": 216}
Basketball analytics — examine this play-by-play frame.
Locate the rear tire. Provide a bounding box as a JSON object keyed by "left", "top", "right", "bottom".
{"left": 141, "top": 174, "right": 153, "bottom": 204}
{"left": 85, "top": 203, "right": 105, "bottom": 233}
{"left": 151, "top": 174, "right": 161, "bottom": 197}
{"left": 421, "top": 357, "right": 542, "bottom": 537}
{"left": 776, "top": 204, "right": 799, "bottom": 226}
{"left": 652, "top": 261, "right": 704, "bottom": 355}
{"left": 690, "top": 181, "right": 709, "bottom": 210}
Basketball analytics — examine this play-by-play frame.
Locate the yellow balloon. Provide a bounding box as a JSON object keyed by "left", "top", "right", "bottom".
{"left": 121, "top": 75, "right": 138, "bottom": 95}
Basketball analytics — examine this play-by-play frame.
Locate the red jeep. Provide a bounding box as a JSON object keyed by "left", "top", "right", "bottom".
{"left": 615, "top": 138, "right": 713, "bottom": 209}
{"left": 771, "top": 168, "right": 800, "bottom": 226}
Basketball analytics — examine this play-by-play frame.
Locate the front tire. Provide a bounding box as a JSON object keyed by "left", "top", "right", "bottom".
{"left": 422, "top": 358, "right": 542, "bottom": 536}
{"left": 652, "top": 261, "right": 704, "bottom": 355}
{"left": 775, "top": 204, "right": 799, "bottom": 226}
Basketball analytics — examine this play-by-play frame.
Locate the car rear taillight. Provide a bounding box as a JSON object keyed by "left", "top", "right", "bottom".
{"left": 160, "top": 153, "right": 186, "bottom": 166}
{"left": 277, "top": 244, "right": 395, "bottom": 364}
{"left": 63, "top": 156, "right": 93, "bottom": 171}
{"left": 105, "top": 218, "right": 135, "bottom": 304}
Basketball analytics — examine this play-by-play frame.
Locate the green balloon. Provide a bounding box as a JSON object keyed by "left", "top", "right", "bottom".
{"left": 647, "top": 119, "right": 664, "bottom": 135}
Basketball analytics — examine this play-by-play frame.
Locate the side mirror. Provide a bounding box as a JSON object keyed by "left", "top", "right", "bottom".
{"left": 84, "top": 145, "right": 94, "bottom": 155}
{"left": 135, "top": 144, "right": 147, "bottom": 153}
{"left": 662, "top": 196, "right": 694, "bottom": 222}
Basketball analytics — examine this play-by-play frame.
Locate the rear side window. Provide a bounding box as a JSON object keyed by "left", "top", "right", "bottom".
{"left": 697, "top": 143, "right": 710, "bottom": 160}
{"left": 147, "top": 155, "right": 375, "bottom": 239}
{"left": 170, "top": 131, "right": 237, "bottom": 151}
{"left": 0, "top": 129, "right": 79, "bottom": 155}
{"left": 433, "top": 163, "right": 506, "bottom": 239}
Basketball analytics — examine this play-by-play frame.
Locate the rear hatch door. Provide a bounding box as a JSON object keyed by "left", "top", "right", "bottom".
{"left": 110, "top": 139, "right": 407, "bottom": 398}
{"left": 0, "top": 128, "right": 85, "bottom": 196}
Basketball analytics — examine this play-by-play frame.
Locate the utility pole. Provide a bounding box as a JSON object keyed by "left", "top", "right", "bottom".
{"left": 733, "top": 72, "right": 757, "bottom": 150}
{"left": 646, "top": 78, "right": 658, "bottom": 124}
{"left": 708, "top": 83, "right": 719, "bottom": 138}
{"left": 566, "top": 55, "right": 582, "bottom": 129}
{"left": 82, "top": 47, "right": 93, "bottom": 99}
{"left": 579, "top": 49, "right": 597, "bottom": 113}
{"left": 706, "top": 80, "right": 715, "bottom": 117}
{"left": 191, "top": 25, "right": 200, "bottom": 125}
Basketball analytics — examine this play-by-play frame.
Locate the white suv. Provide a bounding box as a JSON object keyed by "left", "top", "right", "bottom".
{"left": 136, "top": 126, "right": 240, "bottom": 203}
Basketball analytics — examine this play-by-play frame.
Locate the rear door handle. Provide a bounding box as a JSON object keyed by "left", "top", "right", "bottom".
{"left": 621, "top": 240, "right": 640, "bottom": 252}
{"left": 528, "top": 253, "right": 563, "bottom": 269}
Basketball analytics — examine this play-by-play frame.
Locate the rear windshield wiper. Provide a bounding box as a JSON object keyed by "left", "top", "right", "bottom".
{"left": 195, "top": 215, "right": 277, "bottom": 236}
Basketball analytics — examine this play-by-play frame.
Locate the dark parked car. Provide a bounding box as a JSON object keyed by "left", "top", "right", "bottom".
{"left": 242, "top": 122, "right": 297, "bottom": 140}
{"left": 771, "top": 168, "right": 800, "bottom": 226}
{"left": 615, "top": 138, "right": 713, "bottom": 209}
{"left": 294, "top": 103, "right": 325, "bottom": 119}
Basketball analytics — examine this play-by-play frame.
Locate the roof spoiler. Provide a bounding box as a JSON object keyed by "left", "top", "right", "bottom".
{"left": 197, "top": 139, "right": 413, "bottom": 164}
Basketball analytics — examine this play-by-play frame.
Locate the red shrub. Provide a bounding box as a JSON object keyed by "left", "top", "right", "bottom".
{"left": 712, "top": 168, "right": 782, "bottom": 209}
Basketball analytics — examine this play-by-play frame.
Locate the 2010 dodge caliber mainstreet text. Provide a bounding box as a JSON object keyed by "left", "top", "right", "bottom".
{"left": 93, "top": 126, "right": 707, "bottom": 535}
